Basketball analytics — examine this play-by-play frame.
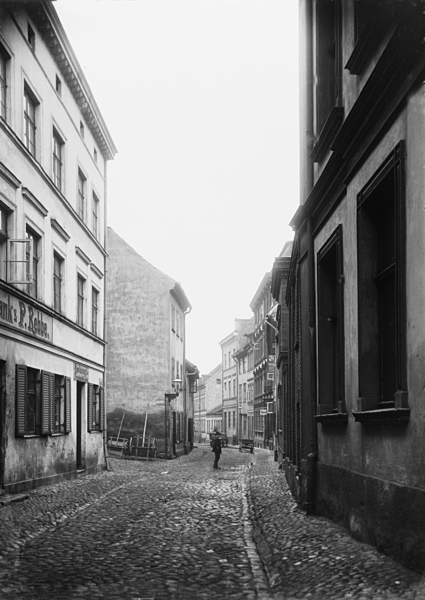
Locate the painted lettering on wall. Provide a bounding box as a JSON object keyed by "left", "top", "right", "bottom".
{"left": 0, "top": 289, "right": 53, "bottom": 342}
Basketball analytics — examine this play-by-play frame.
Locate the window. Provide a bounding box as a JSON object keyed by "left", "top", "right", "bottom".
{"left": 80, "top": 121, "right": 84, "bottom": 138}
{"left": 171, "top": 357, "right": 175, "bottom": 386}
{"left": 53, "top": 375, "right": 65, "bottom": 433}
{"left": 0, "top": 45, "right": 9, "bottom": 120}
{"left": 171, "top": 304, "right": 175, "bottom": 331}
{"left": 55, "top": 75, "right": 61, "bottom": 96}
{"left": 15, "top": 365, "right": 71, "bottom": 437}
{"left": 91, "top": 287, "right": 99, "bottom": 335}
{"left": 0, "top": 206, "right": 8, "bottom": 280}
{"left": 94, "top": 148, "right": 98, "bottom": 163}
{"left": 233, "top": 411, "right": 235, "bottom": 428}
{"left": 52, "top": 129, "right": 63, "bottom": 191}
{"left": 77, "top": 275, "right": 85, "bottom": 327}
{"left": 317, "top": 226, "right": 345, "bottom": 418}
{"left": 27, "top": 23, "right": 35, "bottom": 50}
{"left": 77, "top": 170, "right": 86, "bottom": 221}
{"left": 92, "top": 193, "right": 99, "bottom": 239}
{"left": 26, "top": 227, "right": 39, "bottom": 298}
{"left": 356, "top": 142, "right": 408, "bottom": 421}
{"left": 316, "top": 0, "right": 342, "bottom": 133}
{"left": 88, "top": 384, "right": 104, "bottom": 432}
{"left": 24, "top": 86, "right": 37, "bottom": 157}
{"left": 53, "top": 252, "right": 63, "bottom": 312}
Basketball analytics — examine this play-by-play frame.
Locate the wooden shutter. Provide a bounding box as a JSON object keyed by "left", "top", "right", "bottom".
{"left": 41, "top": 371, "right": 53, "bottom": 434}
{"left": 16, "top": 364, "right": 27, "bottom": 436}
{"left": 88, "top": 383, "right": 93, "bottom": 432}
{"left": 65, "top": 376, "right": 71, "bottom": 433}
{"left": 99, "top": 386, "right": 105, "bottom": 431}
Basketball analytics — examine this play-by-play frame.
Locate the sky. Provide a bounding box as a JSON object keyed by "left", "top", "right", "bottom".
{"left": 55, "top": 0, "right": 300, "bottom": 375}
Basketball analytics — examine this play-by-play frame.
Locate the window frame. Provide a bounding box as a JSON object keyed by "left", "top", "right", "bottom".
{"left": 23, "top": 85, "right": 37, "bottom": 158}
{"left": 77, "top": 169, "right": 86, "bottom": 222}
{"left": 354, "top": 141, "right": 409, "bottom": 423}
{"left": 52, "top": 128, "right": 64, "bottom": 191}
{"left": 315, "top": 225, "right": 347, "bottom": 423}
{"left": 25, "top": 226, "right": 39, "bottom": 298}
{"left": 92, "top": 192, "right": 99, "bottom": 239}
{"left": 0, "top": 44, "right": 10, "bottom": 121}
{"left": 16, "top": 365, "right": 71, "bottom": 437}
{"left": 53, "top": 251, "right": 64, "bottom": 313}
{"left": 91, "top": 286, "right": 99, "bottom": 335}
{"left": 77, "top": 274, "right": 85, "bottom": 327}
{"left": 88, "top": 384, "right": 104, "bottom": 432}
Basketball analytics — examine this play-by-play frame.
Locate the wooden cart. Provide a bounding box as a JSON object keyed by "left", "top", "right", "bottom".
{"left": 239, "top": 438, "right": 254, "bottom": 453}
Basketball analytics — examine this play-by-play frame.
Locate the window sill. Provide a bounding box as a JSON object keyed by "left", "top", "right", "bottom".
{"left": 23, "top": 434, "right": 40, "bottom": 438}
{"left": 310, "top": 106, "right": 344, "bottom": 163}
{"left": 314, "top": 412, "right": 348, "bottom": 425}
{"left": 51, "top": 432, "right": 67, "bottom": 437}
{"left": 352, "top": 408, "right": 410, "bottom": 424}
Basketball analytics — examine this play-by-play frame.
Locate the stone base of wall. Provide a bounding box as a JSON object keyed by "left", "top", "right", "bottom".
{"left": 4, "top": 463, "right": 105, "bottom": 495}
{"left": 283, "top": 458, "right": 302, "bottom": 504}
{"left": 316, "top": 462, "right": 425, "bottom": 573}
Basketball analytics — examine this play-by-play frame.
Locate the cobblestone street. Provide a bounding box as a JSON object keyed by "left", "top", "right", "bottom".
{"left": 0, "top": 447, "right": 423, "bottom": 600}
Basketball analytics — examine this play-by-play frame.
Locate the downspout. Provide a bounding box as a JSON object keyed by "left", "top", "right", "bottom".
{"left": 183, "top": 306, "right": 192, "bottom": 452}
{"left": 301, "top": 0, "right": 317, "bottom": 516}
{"left": 102, "top": 160, "right": 111, "bottom": 470}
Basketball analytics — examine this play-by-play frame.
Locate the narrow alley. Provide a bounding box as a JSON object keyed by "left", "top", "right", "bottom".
{"left": 0, "top": 448, "right": 422, "bottom": 600}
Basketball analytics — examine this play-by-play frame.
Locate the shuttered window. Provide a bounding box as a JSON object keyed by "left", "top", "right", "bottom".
{"left": 16, "top": 365, "right": 71, "bottom": 436}
{"left": 88, "top": 383, "right": 104, "bottom": 432}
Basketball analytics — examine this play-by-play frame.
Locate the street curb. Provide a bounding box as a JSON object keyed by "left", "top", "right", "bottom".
{"left": 243, "top": 454, "right": 275, "bottom": 600}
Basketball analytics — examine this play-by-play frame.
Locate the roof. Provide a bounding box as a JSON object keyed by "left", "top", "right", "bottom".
{"left": 206, "top": 404, "right": 223, "bottom": 416}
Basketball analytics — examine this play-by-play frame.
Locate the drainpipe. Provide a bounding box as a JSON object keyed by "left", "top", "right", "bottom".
{"left": 183, "top": 306, "right": 192, "bottom": 451}
{"left": 102, "top": 161, "right": 111, "bottom": 470}
{"left": 305, "top": 216, "right": 318, "bottom": 516}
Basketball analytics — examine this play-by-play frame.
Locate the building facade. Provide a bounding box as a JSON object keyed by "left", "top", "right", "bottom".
{"left": 249, "top": 275, "right": 276, "bottom": 449}
{"left": 233, "top": 317, "right": 254, "bottom": 440}
{"left": 193, "top": 363, "right": 222, "bottom": 443}
{"left": 270, "top": 242, "right": 292, "bottom": 466}
{"left": 0, "top": 2, "right": 116, "bottom": 494}
{"left": 106, "top": 228, "right": 192, "bottom": 458}
{"left": 287, "top": 0, "right": 425, "bottom": 570}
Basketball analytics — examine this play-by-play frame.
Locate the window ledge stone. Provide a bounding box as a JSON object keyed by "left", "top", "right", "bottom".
{"left": 315, "top": 412, "right": 348, "bottom": 425}
{"left": 310, "top": 106, "right": 344, "bottom": 163}
{"left": 352, "top": 408, "right": 410, "bottom": 424}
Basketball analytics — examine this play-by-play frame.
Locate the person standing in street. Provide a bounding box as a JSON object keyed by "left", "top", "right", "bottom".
{"left": 212, "top": 432, "right": 222, "bottom": 469}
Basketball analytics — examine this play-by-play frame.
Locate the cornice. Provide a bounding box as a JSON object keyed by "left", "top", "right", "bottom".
{"left": 90, "top": 263, "right": 104, "bottom": 279}
{"left": 75, "top": 246, "right": 91, "bottom": 266}
{"left": 0, "top": 160, "right": 21, "bottom": 189}
{"left": 23, "top": 3, "right": 117, "bottom": 160}
{"left": 51, "top": 217, "right": 70, "bottom": 242}
{"left": 22, "top": 187, "right": 48, "bottom": 217}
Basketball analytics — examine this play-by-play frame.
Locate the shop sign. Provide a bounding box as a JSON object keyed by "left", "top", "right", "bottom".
{"left": 74, "top": 362, "right": 89, "bottom": 382}
{"left": 0, "top": 289, "right": 52, "bottom": 342}
{"left": 259, "top": 408, "right": 267, "bottom": 416}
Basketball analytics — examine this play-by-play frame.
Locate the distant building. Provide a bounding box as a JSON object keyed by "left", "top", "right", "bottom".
{"left": 106, "top": 228, "right": 192, "bottom": 458}
{"left": 233, "top": 317, "right": 255, "bottom": 440}
{"left": 219, "top": 319, "right": 251, "bottom": 443}
{"left": 205, "top": 405, "right": 223, "bottom": 437}
{"left": 250, "top": 275, "right": 276, "bottom": 449}
{"left": 270, "top": 242, "right": 292, "bottom": 466}
{"left": 0, "top": 2, "right": 116, "bottom": 494}
{"left": 193, "top": 363, "right": 222, "bottom": 443}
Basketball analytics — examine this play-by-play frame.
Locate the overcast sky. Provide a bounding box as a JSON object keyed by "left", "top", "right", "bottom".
{"left": 55, "top": 0, "right": 300, "bottom": 375}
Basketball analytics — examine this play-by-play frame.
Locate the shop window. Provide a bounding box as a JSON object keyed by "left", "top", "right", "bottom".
{"left": 355, "top": 142, "right": 409, "bottom": 423}
{"left": 88, "top": 383, "right": 104, "bottom": 432}
{"left": 316, "top": 225, "right": 346, "bottom": 423}
{"left": 16, "top": 365, "right": 71, "bottom": 436}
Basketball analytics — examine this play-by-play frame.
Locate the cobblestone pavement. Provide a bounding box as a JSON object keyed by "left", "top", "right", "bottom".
{"left": 0, "top": 447, "right": 423, "bottom": 599}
